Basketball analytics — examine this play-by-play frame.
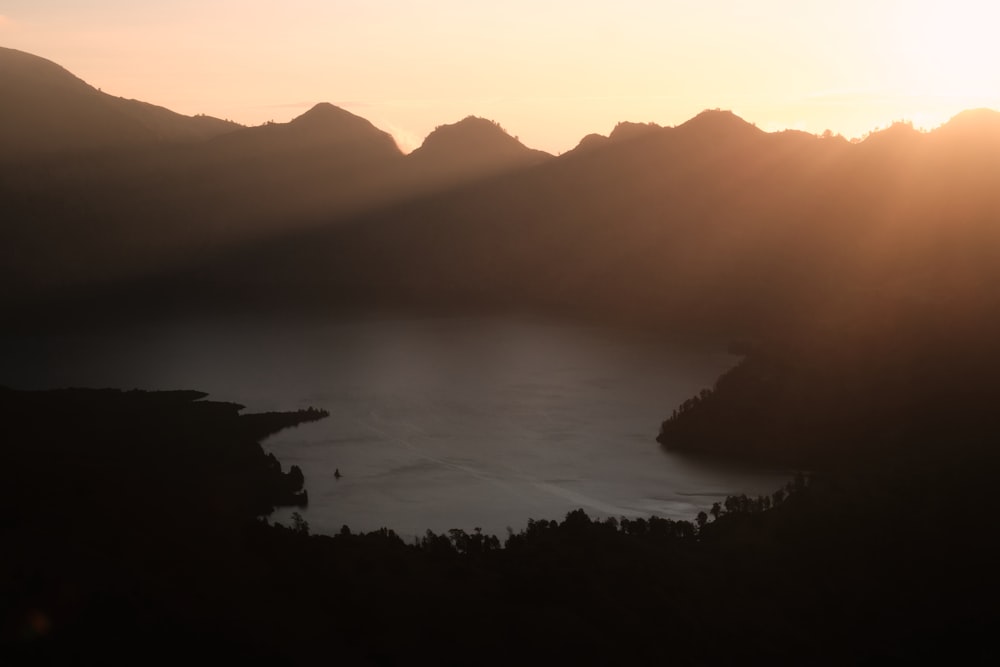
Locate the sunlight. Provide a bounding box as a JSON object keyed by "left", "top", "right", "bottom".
{"left": 888, "top": 3, "right": 1000, "bottom": 101}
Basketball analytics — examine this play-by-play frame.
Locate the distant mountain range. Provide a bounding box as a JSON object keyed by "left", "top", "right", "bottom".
{"left": 0, "top": 48, "right": 555, "bottom": 301}
{"left": 3, "top": 46, "right": 1000, "bottom": 338}
{"left": 197, "top": 101, "right": 1000, "bottom": 337}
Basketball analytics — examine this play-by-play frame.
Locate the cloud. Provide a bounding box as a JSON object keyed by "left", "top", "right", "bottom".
{"left": 382, "top": 123, "right": 423, "bottom": 154}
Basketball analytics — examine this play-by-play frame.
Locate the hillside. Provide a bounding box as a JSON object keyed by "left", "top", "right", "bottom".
{"left": 3, "top": 47, "right": 1000, "bottom": 345}
{"left": 0, "top": 98, "right": 406, "bottom": 301}
{"left": 181, "top": 107, "right": 1000, "bottom": 339}
{"left": 407, "top": 116, "right": 552, "bottom": 182}
{"left": 0, "top": 50, "right": 559, "bottom": 307}
{"left": 0, "top": 47, "right": 239, "bottom": 158}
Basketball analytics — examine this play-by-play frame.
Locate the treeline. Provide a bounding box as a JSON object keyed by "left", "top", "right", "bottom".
{"left": 250, "top": 454, "right": 994, "bottom": 665}
{"left": 407, "top": 476, "right": 803, "bottom": 557}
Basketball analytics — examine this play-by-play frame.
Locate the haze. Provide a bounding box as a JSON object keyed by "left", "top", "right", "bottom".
{"left": 4, "top": 0, "right": 999, "bottom": 153}
{"left": 7, "top": 1, "right": 1000, "bottom": 662}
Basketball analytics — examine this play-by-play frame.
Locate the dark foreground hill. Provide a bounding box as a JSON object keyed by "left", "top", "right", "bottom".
{"left": 3, "top": 335, "right": 998, "bottom": 665}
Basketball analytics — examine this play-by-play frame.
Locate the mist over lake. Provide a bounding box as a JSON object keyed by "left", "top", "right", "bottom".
{"left": 3, "top": 313, "right": 785, "bottom": 536}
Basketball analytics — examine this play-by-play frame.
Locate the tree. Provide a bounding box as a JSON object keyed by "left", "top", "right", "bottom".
{"left": 291, "top": 511, "right": 310, "bottom": 534}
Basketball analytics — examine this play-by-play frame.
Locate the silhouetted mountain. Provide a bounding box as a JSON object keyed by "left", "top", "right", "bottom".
{"left": 206, "top": 102, "right": 402, "bottom": 160}
{"left": 5, "top": 45, "right": 1000, "bottom": 345}
{"left": 675, "top": 108, "right": 763, "bottom": 140}
{"left": 925, "top": 110, "right": 1000, "bottom": 155}
{"left": 568, "top": 132, "right": 611, "bottom": 154}
{"left": 1, "top": 50, "right": 567, "bottom": 307}
{"left": 180, "top": 102, "right": 406, "bottom": 228}
{"left": 0, "top": 47, "right": 239, "bottom": 159}
{"left": 407, "top": 116, "right": 552, "bottom": 181}
{"left": 935, "top": 107, "right": 1000, "bottom": 136}
{"left": 607, "top": 121, "right": 664, "bottom": 143}
{"left": 0, "top": 53, "right": 406, "bottom": 303}
{"left": 167, "top": 105, "right": 1000, "bottom": 340}
{"left": 602, "top": 111, "right": 761, "bottom": 149}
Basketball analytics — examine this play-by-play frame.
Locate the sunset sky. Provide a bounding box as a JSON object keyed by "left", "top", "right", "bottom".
{"left": 3, "top": 0, "right": 999, "bottom": 153}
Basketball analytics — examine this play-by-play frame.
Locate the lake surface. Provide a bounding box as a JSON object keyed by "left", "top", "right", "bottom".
{"left": 3, "top": 313, "right": 787, "bottom": 537}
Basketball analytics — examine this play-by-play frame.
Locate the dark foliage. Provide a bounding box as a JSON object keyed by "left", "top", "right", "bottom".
{"left": 3, "top": 379, "right": 998, "bottom": 664}
{"left": 659, "top": 314, "right": 1000, "bottom": 467}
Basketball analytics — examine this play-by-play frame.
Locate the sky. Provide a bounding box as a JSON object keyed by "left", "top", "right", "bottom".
{"left": 3, "top": 0, "right": 1000, "bottom": 153}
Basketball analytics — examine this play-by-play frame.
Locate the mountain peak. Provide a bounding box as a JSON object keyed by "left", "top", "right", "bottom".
{"left": 275, "top": 102, "right": 401, "bottom": 155}
{"left": 676, "top": 109, "right": 762, "bottom": 138}
{"left": 417, "top": 116, "right": 525, "bottom": 152}
{"left": 608, "top": 122, "right": 664, "bottom": 143}
{"left": 570, "top": 133, "right": 611, "bottom": 153}
{"left": 407, "top": 116, "right": 551, "bottom": 176}
{"left": 860, "top": 121, "right": 924, "bottom": 149}
{"left": 289, "top": 102, "right": 356, "bottom": 126}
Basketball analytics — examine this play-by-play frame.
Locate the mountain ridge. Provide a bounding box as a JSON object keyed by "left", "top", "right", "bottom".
{"left": 5, "top": 45, "right": 1000, "bottom": 339}
{"left": 406, "top": 115, "right": 552, "bottom": 182}
{"left": 0, "top": 47, "right": 242, "bottom": 158}
{"left": 5, "top": 46, "right": 1000, "bottom": 162}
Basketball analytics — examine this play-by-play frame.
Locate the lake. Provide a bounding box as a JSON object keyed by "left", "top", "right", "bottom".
{"left": 3, "top": 313, "right": 787, "bottom": 537}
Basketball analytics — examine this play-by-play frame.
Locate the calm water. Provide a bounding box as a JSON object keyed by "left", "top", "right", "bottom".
{"left": 3, "top": 313, "right": 786, "bottom": 537}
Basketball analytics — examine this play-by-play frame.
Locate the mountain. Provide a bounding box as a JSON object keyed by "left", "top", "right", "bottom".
{"left": 596, "top": 110, "right": 762, "bottom": 151}
{"left": 675, "top": 108, "right": 763, "bottom": 140}
{"left": 0, "top": 98, "right": 409, "bottom": 301}
{"left": 0, "top": 49, "right": 561, "bottom": 306}
{"left": 933, "top": 108, "right": 1000, "bottom": 139}
{"left": 607, "top": 121, "right": 664, "bottom": 143}
{"left": 5, "top": 46, "right": 1000, "bottom": 342}
{"left": 289, "top": 102, "right": 399, "bottom": 147}
{"left": 205, "top": 102, "right": 402, "bottom": 160}
{"left": 0, "top": 47, "right": 239, "bottom": 159}
{"left": 186, "top": 105, "right": 1000, "bottom": 338}
{"left": 568, "top": 132, "right": 611, "bottom": 154}
{"left": 406, "top": 116, "right": 552, "bottom": 182}
{"left": 184, "top": 103, "right": 407, "bottom": 225}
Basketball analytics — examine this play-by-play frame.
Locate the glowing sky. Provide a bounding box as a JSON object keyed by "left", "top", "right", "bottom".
{"left": 3, "top": 1, "right": 999, "bottom": 153}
